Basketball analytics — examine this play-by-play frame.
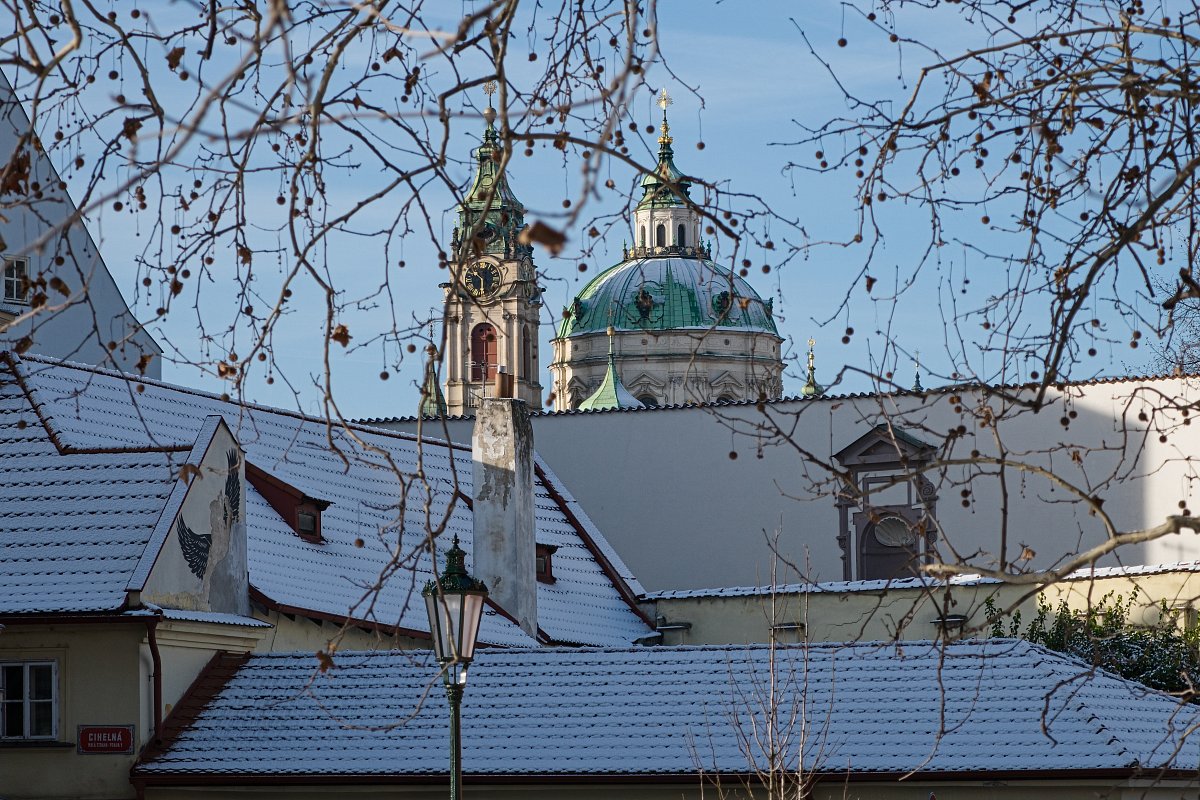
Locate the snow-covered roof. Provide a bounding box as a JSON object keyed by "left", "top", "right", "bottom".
{"left": 643, "top": 561, "right": 1200, "bottom": 601}
{"left": 0, "top": 363, "right": 183, "bottom": 613}
{"left": 134, "top": 639, "right": 1200, "bottom": 781}
{"left": 1, "top": 353, "right": 651, "bottom": 647}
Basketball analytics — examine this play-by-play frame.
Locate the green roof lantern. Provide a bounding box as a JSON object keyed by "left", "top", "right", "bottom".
{"left": 637, "top": 89, "right": 692, "bottom": 211}
{"left": 452, "top": 81, "right": 529, "bottom": 261}
{"left": 577, "top": 327, "right": 644, "bottom": 411}
{"left": 801, "top": 338, "right": 823, "bottom": 397}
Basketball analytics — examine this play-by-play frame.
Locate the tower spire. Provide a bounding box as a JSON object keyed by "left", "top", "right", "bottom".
{"left": 913, "top": 350, "right": 924, "bottom": 392}
{"left": 636, "top": 87, "right": 691, "bottom": 211}
{"left": 578, "top": 323, "right": 643, "bottom": 410}
{"left": 455, "top": 79, "right": 525, "bottom": 260}
{"left": 802, "top": 337, "right": 823, "bottom": 397}
{"left": 657, "top": 88, "right": 674, "bottom": 148}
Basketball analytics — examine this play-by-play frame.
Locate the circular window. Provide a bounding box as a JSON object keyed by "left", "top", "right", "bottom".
{"left": 873, "top": 516, "right": 916, "bottom": 548}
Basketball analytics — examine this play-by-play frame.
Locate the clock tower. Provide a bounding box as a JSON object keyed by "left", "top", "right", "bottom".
{"left": 440, "top": 85, "right": 543, "bottom": 416}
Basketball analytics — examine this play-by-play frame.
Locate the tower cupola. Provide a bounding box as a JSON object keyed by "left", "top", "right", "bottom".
{"left": 631, "top": 89, "right": 702, "bottom": 257}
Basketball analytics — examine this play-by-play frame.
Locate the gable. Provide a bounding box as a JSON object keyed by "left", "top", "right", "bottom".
{"left": 834, "top": 424, "right": 936, "bottom": 468}
{"left": 140, "top": 418, "right": 249, "bottom": 616}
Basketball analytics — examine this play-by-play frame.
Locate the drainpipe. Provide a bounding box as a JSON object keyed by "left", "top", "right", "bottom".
{"left": 143, "top": 611, "right": 163, "bottom": 741}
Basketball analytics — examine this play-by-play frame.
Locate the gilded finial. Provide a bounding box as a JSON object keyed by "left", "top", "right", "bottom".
{"left": 656, "top": 88, "right": 673, "bottom": 145}
{"left": 913, "top": 349, "right": 924, "bottom": 392}
{"left": 483, "top": 80, "right": 497, "bottom": 126}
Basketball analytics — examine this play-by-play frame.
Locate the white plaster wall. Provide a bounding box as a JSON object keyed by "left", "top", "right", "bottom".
{"left": 381, "top": 376, "right": 1200, "bottom": 593}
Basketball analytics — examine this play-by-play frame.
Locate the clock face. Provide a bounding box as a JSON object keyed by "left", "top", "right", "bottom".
{"left": 465, "top": 262, "right": 502, "bottom": 299}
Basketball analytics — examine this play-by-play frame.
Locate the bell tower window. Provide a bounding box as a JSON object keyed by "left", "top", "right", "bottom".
{"left": 639, "top": 226, "right": 646, "bottom": 248}
{"left": 470, "top": 323, "right": 498, "bottom": 382}
{"left": 655, "top": 224, "right": 666, "bottom": 247}
{"left": 677, "top": 224, "right": 686, "bottom": 246}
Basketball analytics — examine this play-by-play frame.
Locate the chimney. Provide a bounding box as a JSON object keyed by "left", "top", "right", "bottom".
{"left": 471, "top": 397, "right": 537, "bottom": 638}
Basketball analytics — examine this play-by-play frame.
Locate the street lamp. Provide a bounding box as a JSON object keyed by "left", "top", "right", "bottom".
{"left": 423, "top": 536, "right": 488, "bottom": 800}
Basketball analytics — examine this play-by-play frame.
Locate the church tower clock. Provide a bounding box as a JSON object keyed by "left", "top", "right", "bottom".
{"left": 441, "top": 83, "right": 543, "bottom": 416}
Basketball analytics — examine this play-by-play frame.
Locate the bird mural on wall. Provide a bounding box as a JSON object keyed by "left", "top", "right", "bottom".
{"left": 176, "top": 448, "right": 242, "bottom": 580}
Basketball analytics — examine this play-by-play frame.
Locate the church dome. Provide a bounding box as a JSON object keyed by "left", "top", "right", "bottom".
{"left": 558, "top": 255, "right": 779, "bottom": 338}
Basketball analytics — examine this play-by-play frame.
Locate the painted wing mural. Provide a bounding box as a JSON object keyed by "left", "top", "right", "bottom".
{"left": 175, "top": 516, "right": 211, "bottom": 579}
{"left": 174, "top": 449, "right": 241, "bottom": 581}
{"left": 224, "top": 448, "right": 241, "bottom": 526}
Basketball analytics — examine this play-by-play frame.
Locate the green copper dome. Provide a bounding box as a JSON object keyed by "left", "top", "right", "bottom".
{"left": 558, "top": 256, "right": 779, "bottom": 338}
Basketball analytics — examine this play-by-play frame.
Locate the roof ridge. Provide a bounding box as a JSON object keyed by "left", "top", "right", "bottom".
{"left": 11, "top": 351, "right": 469, "bottom": 451}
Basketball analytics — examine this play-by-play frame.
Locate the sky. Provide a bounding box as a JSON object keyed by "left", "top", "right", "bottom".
{"left": 23, "top": 1, "right": 1169, "bottom": 419}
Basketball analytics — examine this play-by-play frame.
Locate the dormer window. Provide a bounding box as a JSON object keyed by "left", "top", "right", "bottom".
{"left": 245, "top": 462, "right": 330, "bottom": 544}
{"left": 535, "top": 543, "right": 559, "bottom": 584}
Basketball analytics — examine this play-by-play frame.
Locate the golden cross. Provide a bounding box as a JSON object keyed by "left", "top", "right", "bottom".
{"left": 808, "top": 337, "right": 815, "bottom": 349}
{"left": 657, "top": 88, "right": 673, "bottom": 111}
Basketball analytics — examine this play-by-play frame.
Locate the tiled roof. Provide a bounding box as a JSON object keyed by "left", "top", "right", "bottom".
{"left": 133, "top": 639, "right": 1200, "bottom": 780}
{"left": 2, "top": 353, "right": 651, "bottom": 646}
{"left": 0, "top": 362, "right": 182, "bottom": 613}
{"left": 643, "top": 560, "right": 1200, "bottom": 601}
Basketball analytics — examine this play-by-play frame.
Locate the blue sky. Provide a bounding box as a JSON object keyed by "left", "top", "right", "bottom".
{"left": 34, "top": 1, "right": 1163, "bottom": 418}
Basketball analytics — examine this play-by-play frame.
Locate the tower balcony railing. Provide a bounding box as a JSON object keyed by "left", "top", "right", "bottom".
{"left": 624, "top": 243, "right": 712, "bottom": 260}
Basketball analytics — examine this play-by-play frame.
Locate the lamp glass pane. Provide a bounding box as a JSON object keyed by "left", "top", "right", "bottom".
{"left": 425, "top": 592, "right": 450, "bottom": 661}
{"left": 458, "top": 593, "right": 485, "bottom": 661}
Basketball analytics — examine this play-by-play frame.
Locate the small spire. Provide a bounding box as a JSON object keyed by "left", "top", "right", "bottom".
{"left": 802, "top": 337, "right": 823, "bottom": 397}
{"left": 913, "top": 350, "right": 924, "bottom": 392}
{"left": 579, "top": 322, "right": 643, "bottom": 410}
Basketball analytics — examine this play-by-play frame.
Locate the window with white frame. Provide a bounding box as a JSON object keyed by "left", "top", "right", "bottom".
{"left": 2, "top": 258, "right": 29, "bottom": 304}
{"left": 1, "top": 661, "right": 57, "bottom": 740}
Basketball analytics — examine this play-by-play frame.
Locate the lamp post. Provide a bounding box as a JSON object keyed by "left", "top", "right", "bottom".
{"left": 423, "top": 536, "right": 488, "bottom": 800}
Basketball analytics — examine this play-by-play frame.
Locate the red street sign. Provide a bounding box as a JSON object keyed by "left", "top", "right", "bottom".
{"left": 77, "top": 725, "right": 134, "bottom": 755}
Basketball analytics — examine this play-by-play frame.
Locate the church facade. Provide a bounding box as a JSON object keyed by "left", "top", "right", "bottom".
{"left": 439, "top": 90, "right": 784, "bottom": 415}
{"left": 549, "top": 92, "right": 784, "bottom": 410}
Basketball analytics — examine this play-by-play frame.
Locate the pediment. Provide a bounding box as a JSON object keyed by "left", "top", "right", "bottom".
{"left": 834, "top": 424, "right": 935, "bottom": 468}
{"left": 710, "top": 371, "right": 744, "bottom": 390}
{"left": 626, "top": 372, "right": 666, "bottom": 390}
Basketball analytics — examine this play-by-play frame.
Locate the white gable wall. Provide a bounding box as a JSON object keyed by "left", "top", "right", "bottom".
{"left": 0, "top": 71, "right": 161, "bottom": 376}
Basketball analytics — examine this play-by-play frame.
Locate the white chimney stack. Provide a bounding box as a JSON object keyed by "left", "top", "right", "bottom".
{"left": 471, "top": 397, "right": 537, "bottom": 639}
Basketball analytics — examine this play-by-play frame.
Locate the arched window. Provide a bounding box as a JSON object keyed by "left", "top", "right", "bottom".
{"left": 639, "top": 226, "right": 646, "bottom": 247}
{"left": 677, "top": 224, "right": 686, "bottom": 246}
{"left": 470, "top": 323, "right": 497, "bottom": 382}
{"left": 521, "top": 325, "right": 532, "bottom": 380}
{"left": 655, "top": 224, "right": 666, "bottom": 247}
